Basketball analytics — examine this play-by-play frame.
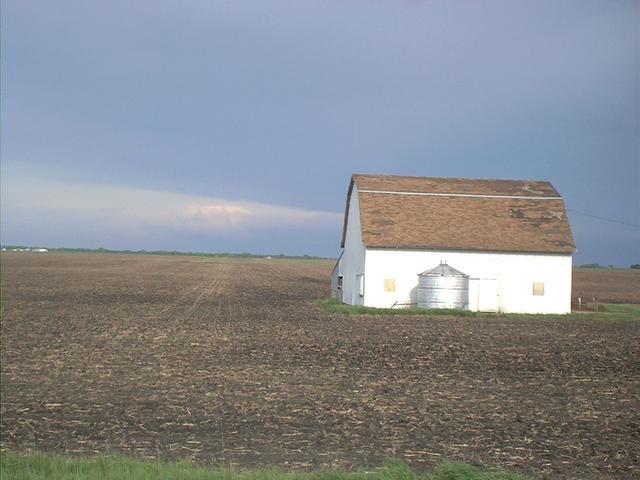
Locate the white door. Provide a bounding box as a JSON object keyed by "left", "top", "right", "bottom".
{"left": 478, "top": 279, "right": 499, "bottom": 312}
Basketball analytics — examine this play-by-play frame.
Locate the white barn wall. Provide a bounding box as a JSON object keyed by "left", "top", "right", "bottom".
{"left": 340, "top": 186, "right": 366, "bottom": 305}
{"left": 330, "top": 253, "right": 343, "bottom": 300}
{"left": 364, "top": 249, "right": 572, "bottom": 314}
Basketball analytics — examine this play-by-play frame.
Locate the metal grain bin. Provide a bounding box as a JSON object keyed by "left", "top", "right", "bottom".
{"left": 417, "top": 262, "right": 469, "bottom": 309}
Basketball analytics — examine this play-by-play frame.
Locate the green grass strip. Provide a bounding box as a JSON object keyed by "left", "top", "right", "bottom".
{"left": 319, "top": 298, "right": 476, "bottom": 316}
{"left": 319, "top": 298, "right": 640, "bottom": 321}
{"left": 0, "top": 453, "right": 529, "bottom": 480}
{"left": 599, "top": 303, "right": 640, "bottom": 315}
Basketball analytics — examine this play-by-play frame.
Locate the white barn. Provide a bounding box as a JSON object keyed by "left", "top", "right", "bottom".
{"left": 330, "top": 174, "right": 576, "bottom": 314}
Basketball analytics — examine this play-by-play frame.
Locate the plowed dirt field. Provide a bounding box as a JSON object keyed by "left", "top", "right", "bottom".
{"left": 1, "top": 252, "right": 639, "bottom": 479}
{"left": 572, "top": 267, "right": 640, "bottom": 304}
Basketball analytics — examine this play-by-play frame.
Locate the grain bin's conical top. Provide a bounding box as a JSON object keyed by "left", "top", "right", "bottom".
{"left": 419, "top": 262, "right": 469, "bottom": 278}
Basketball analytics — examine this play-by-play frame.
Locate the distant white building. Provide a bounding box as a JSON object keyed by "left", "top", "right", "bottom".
{"left": 331, "top": 174, "right": 575, "bottom": 314}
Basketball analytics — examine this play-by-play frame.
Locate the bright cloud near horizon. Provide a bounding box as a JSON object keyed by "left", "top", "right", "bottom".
{"left": 2, "top": 168, "right": 343, "bottom": 254}
{"left": 1, "top": 0, "right": 639, "bottom": 263}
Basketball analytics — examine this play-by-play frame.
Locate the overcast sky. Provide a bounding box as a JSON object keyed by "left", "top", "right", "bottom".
{"left": 2, "top": 0, "right": 639, "bottom": 264}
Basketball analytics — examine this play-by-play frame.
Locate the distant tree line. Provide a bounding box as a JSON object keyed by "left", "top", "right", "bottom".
{"left": 0, "top": 245, "right": 333, "bottom": 261}
{"left": 579, "top": 263, "right": 640, "bottom": 270}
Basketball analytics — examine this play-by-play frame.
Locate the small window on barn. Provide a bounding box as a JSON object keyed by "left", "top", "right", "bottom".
{"left": 358, "top": 274, "right": 365, "bottom": 297}
{"left": 384, "top": 278, "right": 396, "bottom": 292}
{"left": 337, "top": 275, "right": 343, "bottom": 288}
{"left": 533, "top": 282, "right": 545, "bottom": 296}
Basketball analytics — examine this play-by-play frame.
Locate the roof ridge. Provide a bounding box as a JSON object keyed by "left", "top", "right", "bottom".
{"left": 352, "top": 173, "right": 553, "bottom": 184}
{"left": 358, "top": 190, "right": 563, "bottom": 200}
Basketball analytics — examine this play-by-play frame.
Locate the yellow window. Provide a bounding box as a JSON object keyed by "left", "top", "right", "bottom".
{"left": 533, "top": 282, "right": 545, "bottom": 296}
{"left": 384, "top": 278, "right": 396, "bottom": 292}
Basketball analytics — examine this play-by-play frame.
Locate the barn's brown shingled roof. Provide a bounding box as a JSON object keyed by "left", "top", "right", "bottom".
{"left": 340, "top": 174, "right": 575, "bottom": 254}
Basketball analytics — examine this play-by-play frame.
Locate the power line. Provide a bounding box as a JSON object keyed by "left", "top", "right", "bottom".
{"left": 567, "top": 209, "right": 640, "bottom": 229}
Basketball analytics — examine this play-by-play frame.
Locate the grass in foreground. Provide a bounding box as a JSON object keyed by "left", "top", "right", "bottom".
{"left": 0, "top": 453, "right": 529, "bottom": 480}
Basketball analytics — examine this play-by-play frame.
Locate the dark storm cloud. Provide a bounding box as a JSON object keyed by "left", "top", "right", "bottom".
{"left": 2, "top": 0, "right": 638, "bottom": 263}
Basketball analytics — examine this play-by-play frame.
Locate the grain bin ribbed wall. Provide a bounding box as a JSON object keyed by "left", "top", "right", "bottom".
{"left": 417, "top": 262, "right": 469, "bottom": 309}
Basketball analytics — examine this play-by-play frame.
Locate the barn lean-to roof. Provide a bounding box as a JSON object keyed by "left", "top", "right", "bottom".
{"left": 340, "top": 174, "right": 576, "bottom": 254}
